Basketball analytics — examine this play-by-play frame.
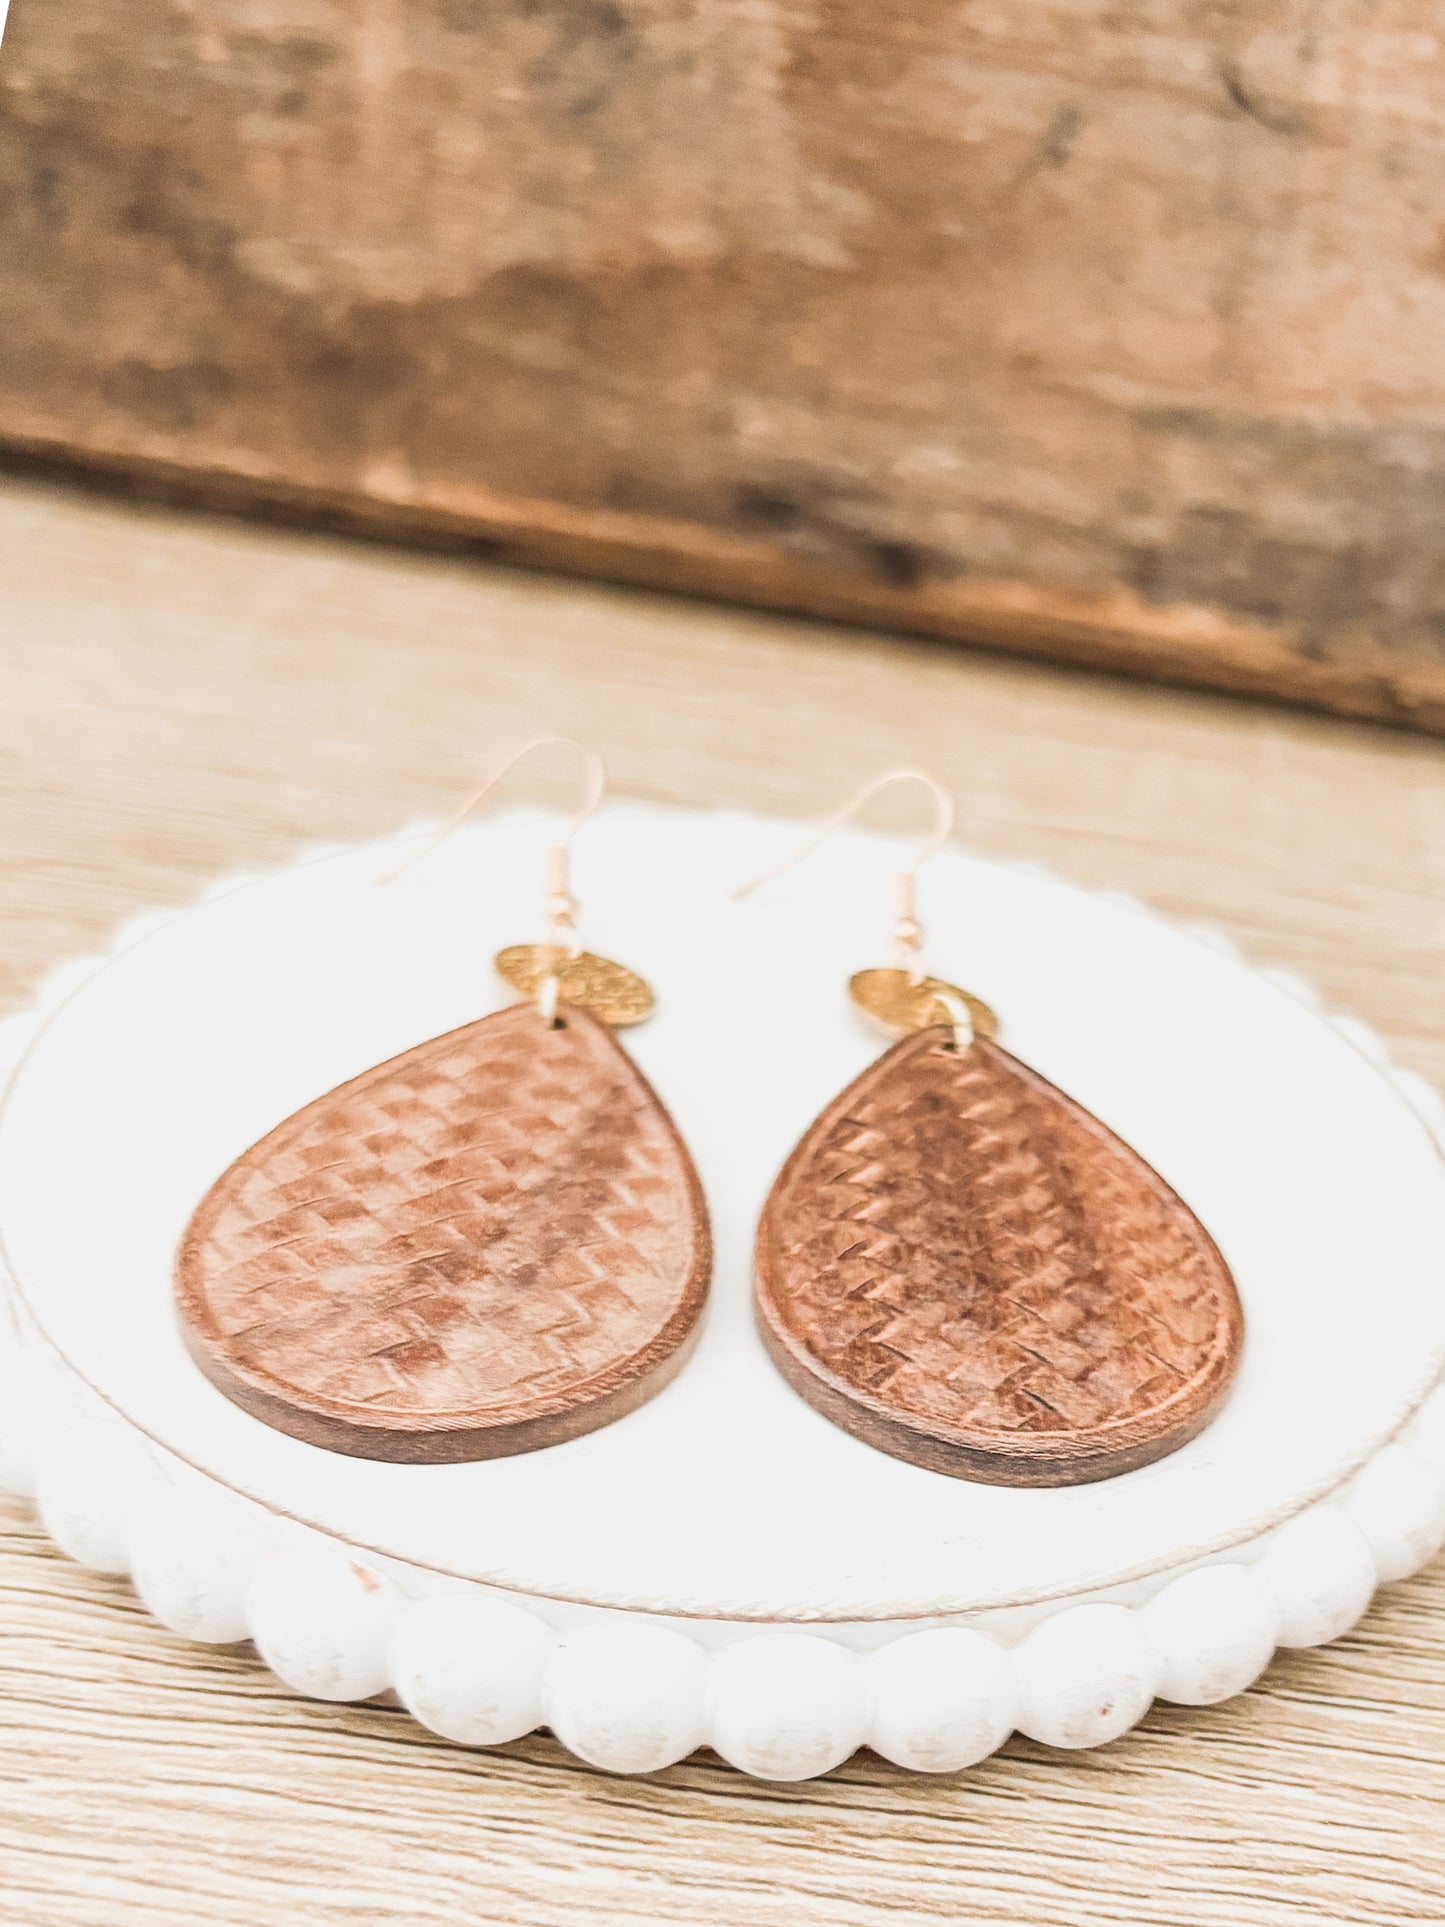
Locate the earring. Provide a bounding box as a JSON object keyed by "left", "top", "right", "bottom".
{"left": 740, "top": 771, "right": 1243, "bottom": 1487}
{"left": 175, "top": 738, "right": 711, "bottom": 1464}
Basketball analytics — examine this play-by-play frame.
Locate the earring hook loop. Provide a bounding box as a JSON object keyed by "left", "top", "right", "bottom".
{"left": 733, "top": 768, "right": 955, "bottom": 903}
{"left": 736, "top": 769, "right": 985, "bottom": 1051}
{"left": 381, "top": 735, "right": 606, "bottom": 886}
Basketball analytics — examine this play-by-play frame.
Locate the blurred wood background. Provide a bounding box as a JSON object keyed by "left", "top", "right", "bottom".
{"left": 4, "top": 468, "right": 1445, "bottom": 1924}
{"left": 5, "top": 3, "right": 1445, "bottom": 732}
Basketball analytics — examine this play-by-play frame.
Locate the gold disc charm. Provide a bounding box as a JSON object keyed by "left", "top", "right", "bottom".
{"left": 494, "top": 944, "right": 655, "bottom": 1026}
{"left": 849, "top": 967, "right": 998, "bottom": 1042}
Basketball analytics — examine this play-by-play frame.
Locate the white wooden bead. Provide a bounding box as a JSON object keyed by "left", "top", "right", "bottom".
{"left": 1392, "top": 1069, "right": 1445, "bottom": 1138}
{"left": 0, "top": 1410, "right": 34, "bottom": 1500}
{"left": 34, "top": 1418, "right": 158, "bottom": 1573}
{"left": 1140, "top": 1565, "right": 1278, "bottom": 1705}
{"left": 248, "top": 1549, "right": 399, "bottom": 1701}
{"left": 867, "top": 1628, "right": 1016, "bottom": 1771}
{"left": 129, "top": 1486, "right": 272, "bottom": 1643}
{"left": 547, "top": 1624, "right": 706, "bottom": 1773}
{"left": 391, "top": 1594, "right": 551, "bottom": 1747}
{"left": 1183, "top": 923, "right": 1242, "bottom": 959}
{"left": 196, "top": 873, "right": 264, "bottom": 903}
{"left": 1258, "top": 966, "right": 1322, "bottom": 1010}
{"left": 1331, "top": 1015, "right": 1392, "bottom": 1067}
{"left": 32, "top": 956, "right": 109, "bottom": 1011}
{"left": 998, "top": 854, "right": 1054, "bottom": 881}
{"left": 0, "top": 1010, "right": 37, "bottom": 1058}
{"left": 110, "top": 909, "right": 180, "bottom": 953}
{"left": 1411, "top": 1385, "right": 1445, "bottom": 1477}
{"left": 708, "top": 1635, "right": 866, "bottom": 1781}
{"left": 1344, "top": 1445, "right": 1445, "bottom": 1584}
{"left": 1015, "top": 1604, "right": 1160, "bottom": 1749}
{"left": 0, "top": 1359, "right": 46, "bottom": 1499}
{"left": 1256, "top": 1508, "right": 1376, "bottom": 1647}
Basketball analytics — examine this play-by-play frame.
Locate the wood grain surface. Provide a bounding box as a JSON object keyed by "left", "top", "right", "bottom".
{"left": 3, "top": 470, "right": 1445, "bottom": 1923}
{"left": 754, "top": 1030, "right": 1243, "bottom": 1486}
{"left": 7, "top": 2, "right": 1445, "bottom": 734}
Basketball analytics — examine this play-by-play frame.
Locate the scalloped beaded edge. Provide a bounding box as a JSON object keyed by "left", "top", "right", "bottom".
{"left": 0, "top": 813, "right": 1443, "bottom": 1782}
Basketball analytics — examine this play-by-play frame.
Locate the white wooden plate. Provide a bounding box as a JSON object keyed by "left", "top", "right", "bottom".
{"left": 1, "top": 804, "right": 1442, "bottom": 1777}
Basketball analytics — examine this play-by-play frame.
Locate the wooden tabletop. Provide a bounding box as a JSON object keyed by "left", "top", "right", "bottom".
{"left": 4, "top": 471, "right": 1445, "bottom": 1927}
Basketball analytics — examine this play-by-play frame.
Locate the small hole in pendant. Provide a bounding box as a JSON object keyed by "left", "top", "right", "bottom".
{"left": 536, "top": 973, "right": 565, "bottom": 1029}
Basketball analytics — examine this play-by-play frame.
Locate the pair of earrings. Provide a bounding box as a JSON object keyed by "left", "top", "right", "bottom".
{"left": 175, "top": 741, "right": 1243, "bottom": 1489}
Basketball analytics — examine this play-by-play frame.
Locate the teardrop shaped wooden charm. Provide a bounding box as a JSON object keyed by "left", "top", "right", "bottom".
{"left": 755, "top": 1029, "right": 1243, "bottom": 1486}
{"left": 176, "top": 1004, "right": 711, "bottom": 1462}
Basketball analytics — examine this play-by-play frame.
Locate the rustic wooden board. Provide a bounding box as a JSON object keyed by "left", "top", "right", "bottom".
{"left": 4, "top": 471, "right": 1445, "bottom": 1922}
{"left": 4, "top": 3, "right": 1445, "bottom": 732}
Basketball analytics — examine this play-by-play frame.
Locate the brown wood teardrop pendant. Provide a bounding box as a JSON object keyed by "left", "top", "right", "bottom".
{"left": 755, "top": 1029, "right": 1243, "bottom": 1486}
{"left": 175, "top": 1004, "right": 711, "bottom": 1462}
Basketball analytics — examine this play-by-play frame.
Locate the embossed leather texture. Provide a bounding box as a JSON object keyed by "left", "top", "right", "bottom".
{"left": 176, "top": 1003, "right": 711, "bottom": 1462}
{"left": 756, "top": 1030, "right": 1243, "bottom": 1485}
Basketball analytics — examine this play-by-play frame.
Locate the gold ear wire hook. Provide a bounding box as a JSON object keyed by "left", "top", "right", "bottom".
{"left": 734, "top": 768, "right": 955, "bottom": 978}
{"left": 381, "top": 737, "right": 653, "bottom": 1027}
{"left": 382, "top": 735, "right": 605, "bottom": 956}
{"left": 736, "top": 770, "right": 990, "bottom": 1051}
